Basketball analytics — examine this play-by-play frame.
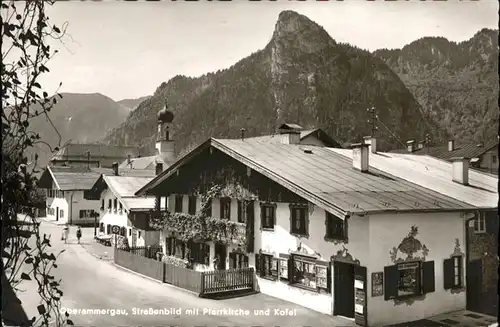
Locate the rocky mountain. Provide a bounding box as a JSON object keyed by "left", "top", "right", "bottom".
{"left": 374, "top": 28, "right": 499, "bottom": 145}
{"left": 26, "top": 92, "right": 131, "bottom": 169}
{"left": 103, "top": 10, "right": 433, "bottom": 155}
{"left": 117, "top": 95, "right": 152, "bottom": 111}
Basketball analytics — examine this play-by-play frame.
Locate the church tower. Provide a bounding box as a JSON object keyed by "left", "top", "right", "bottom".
{"left": 156, "top": 98, "right": 175, "bottom": 165}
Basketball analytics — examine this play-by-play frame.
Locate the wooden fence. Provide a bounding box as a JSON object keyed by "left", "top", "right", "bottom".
{"left": 164, "top": 263, "right": 203, "bottom": 293}
{"left": 201, "top": 268, "right": 254, "bottom": 294}
{"left": 114, "top": 248, "right": 163, "bottom": 281}
{"left": 114, "top": 247, "right": 255, "bottom": 297}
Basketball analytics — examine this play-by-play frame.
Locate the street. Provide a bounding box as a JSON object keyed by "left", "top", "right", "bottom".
{"left": 14, "top": 221, "right": 355, "bottom": 327}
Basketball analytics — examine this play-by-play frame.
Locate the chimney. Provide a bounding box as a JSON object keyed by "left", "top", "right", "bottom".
{"left": 112, "top": 162, "right": 118, "bottom": 176}
{"left": 155, "top": 161, "right": 163, "bottom": 176}
{"left": 278, "top": 123, "right": 302, "bottom": 145}
{"left": 448, "top": 140, "right": 455, "bottom": 152}
{"left": 451, "top": 157, "right": 469, "bottom": 185}
{"left": 240, "top": 128, "right": 246, "bottom": 141}
{"left": 352, "top": 143, "right": 369, "bottom": 172}
{"left": 406, "top": 140, "right": 415, "bottom": 153}
{"left": 417, "top": 141, "right": 424, "bottom": 149}
{"left": 363, "top": 136, "right": 377, "bottom": 154}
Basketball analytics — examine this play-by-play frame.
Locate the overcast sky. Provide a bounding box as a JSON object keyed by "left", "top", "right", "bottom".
{"left": 41, "top": 0, "right": 498, "bottom": 101}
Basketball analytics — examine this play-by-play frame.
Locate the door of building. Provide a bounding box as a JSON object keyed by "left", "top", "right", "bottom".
{"left": 466, "top": 259, "right": 482, "bottom": 312}
{"left": 334, "top": 261, "right": 355, "bottom": 319}
{"left": 214, "top": 243, "right": 227, "bottom": 270}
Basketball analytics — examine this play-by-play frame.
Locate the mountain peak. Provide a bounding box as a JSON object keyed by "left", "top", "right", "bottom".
{"left": 271, "top": 10, "right": 335, "bottom": 53}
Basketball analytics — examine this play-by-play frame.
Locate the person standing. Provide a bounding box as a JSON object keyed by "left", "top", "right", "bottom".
{"left": 76, "top": 226, "right": 82, "bottom": 244}
{"left": 62, "top": 224, "right": 69, "bottom": 244}
{"left": 213, "top": 254, "right": 220, "bottom": 271}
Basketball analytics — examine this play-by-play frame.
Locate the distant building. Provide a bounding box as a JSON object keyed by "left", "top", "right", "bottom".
{"left": 50, "top": 143, "right": 140, "bottom": 169}
{"left": 89, "top": 162, "right": 161, "bottom": 248}
{"left": 38, "top": 166, "right": 112, "bottom": 226}
{"left": 136, "top": 124, "right": 479, "bottom": 327}
{"left": 119, "top": 99, "right": 176, "bottom": 171}
{"left": 244, "top": 124, "right": 341, "bottom": 148}
{"left": 391, "top": 139, "right": 499, "bottom": 175}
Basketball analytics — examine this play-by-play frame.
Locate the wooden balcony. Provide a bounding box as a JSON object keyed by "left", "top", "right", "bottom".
{"left": 150, "top": 211, "right": 247, "bottom": 246}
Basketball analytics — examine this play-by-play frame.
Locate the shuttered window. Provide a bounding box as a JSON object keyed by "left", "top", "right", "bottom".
{"left": 384, "top": 260, "right": 435, "bottom": 300}
{"left": 237, "top": 200, "right": 246, "bottom": 223}
{"left": 325, "top": 213, "right": 347, "bottom": 241}
{"left": 290, "top": 205, "right": 308, "bottom": 236}
{"left": 258, "top": 254, "right": 278, "bottom": 280}
{"left": 260, "top": 204, "right": 275, "bottom": 230}
{"left": 188, "top": 196, "right": 197, "bottom": 215}
{"left": 229, "top": 252, "right": 249, "bottom": 269}
{"left": 444, "top": 256, "right": 462, "bottom": 289}
{"left": 174, "top": 195, "right": 183, "bottom": 213}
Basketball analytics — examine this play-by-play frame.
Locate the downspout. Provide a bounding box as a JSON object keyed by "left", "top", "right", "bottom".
{"left": 464, "top": 210, "right": 479, "bottom": 291}
{"left": 69, "top": 191, "right": 75, "bottom": 225}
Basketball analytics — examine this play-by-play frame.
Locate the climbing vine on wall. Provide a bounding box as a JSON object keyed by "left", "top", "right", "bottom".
{"left": 150, "top": 183, "right": 248, "bottom": 246}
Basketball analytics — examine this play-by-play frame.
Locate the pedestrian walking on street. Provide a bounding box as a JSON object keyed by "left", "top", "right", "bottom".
{"left": 62, "top": 224, "right": 69, "bottom": 244}
{"left": 76, "top": 226, "right": 82, "bottom": 244}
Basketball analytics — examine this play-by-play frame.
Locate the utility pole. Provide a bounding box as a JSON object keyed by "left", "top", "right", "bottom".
{"left": 367, "top": 107, "right": 378, "bottom": 137}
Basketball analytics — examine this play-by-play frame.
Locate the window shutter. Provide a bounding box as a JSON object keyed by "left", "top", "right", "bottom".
{"left": 443, "top": 258, "right": 454, "bottom": 290}
{"left": 384, "top": 265, "right": 399, "bottom": 301}
{"left": 422, "top": 261, "right": 435, "bottom": 294}
{"left": 287, "top": 257, "right": 293, "bottom": 283}
{"left": 327, "top": 265, "right": 332, "bottom": 293}
{"left": 343, "top": 217, "right": 349, "bottom": 240}
{"left": 79, "top": 210, "right": 83, "bottom": 218}
{"left": 237, "top": 201, "right": 242, "bottom": 222}
{"left": 255, "top": 254, "right": 261, "bottom": 275}
{"left": 301, "top": 208, "right": 307, "bottom": 235}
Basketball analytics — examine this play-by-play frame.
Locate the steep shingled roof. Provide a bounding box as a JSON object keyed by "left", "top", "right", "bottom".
{"left": 329, "top": 148, "right": 497, "bottom": 209}
{"left": 137, "top": 138, "right": 476, "bottom": 218}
